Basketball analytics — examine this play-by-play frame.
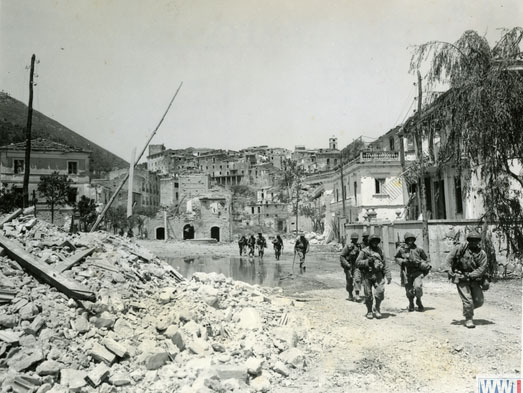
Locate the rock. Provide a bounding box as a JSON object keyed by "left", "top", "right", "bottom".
{"left": 36, "top": 360, "right": 63, "bottom": 376}
{"left": 212, "top": 343, "right": 225, "bottom": 353}
{"left": 272, "top": 327, "right": 298, "bottom": 348}
{"left": 250, "top": 375, "right": 271, "bottom": 392}
{"left": 198, "top": 285, "right": 220, "bottom": 307}
{"left": 178, "top": 310, "right": 192, "bottom": 323}
{"left": 9, "top": 348, "right": 45, "bottom": 372}
{"left": 19, "top": 302, "right": 39, "bottom": 321}
{"left": 109, "top": 372, "right": 132, "bottom": 386}
{"left": 36, "top": 383, "right": 53, "bottom": 393}
{"left": 70, "top": 316, "right": 90, "bottom": 333}
{"left": 280, "top": 348, "right": 305, "bottom": 368}
{"left": 245, "top": 357, "right": 263, "bottom": 376}
{"left": 25, "top": 315, "right": 45, "bottom": 335}
{"left": 183, "top": 320, "right": 200, "bottom": 336}
{"left": 111, "top": 272, "right": 126, "bottom": 283}
{"left": 93, "top": 312, "right": 116, "bottom": 329}
{"left": 171, "top": 330, "right": 186, "bottom": 351}
{"left": 60, "top": 369, "right": 88, "bottom": 391}
{"left": 164, "top": 325, "right": 179, "bottom": 339}
{"left": 236, "top": 307, "right": 262, "bottom": 330}
{"left": 158, "top": 292, "right": 172, "bottom": 304}
{"left": 272, "top": 361, "right": 290, "bottom": 376}
{"left": 145, "top": 352, "right": 170, "bottom": 370}
{"left": 0, "top": 314, "right": 17, "bottom": 328}
{"left": 212, "top": 365, "right": 248, "bottom": 382}
{"left": 155, "top": 318, "right": 169, "bottom": 332}
{"left": 188, "top": 338, "right": 210, "bottom": 355}
{"left": 113, "top": 318, "right": 133, "bottom": 336}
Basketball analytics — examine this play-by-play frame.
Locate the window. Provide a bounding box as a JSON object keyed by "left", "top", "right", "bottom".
{"left": 455, "top": 177, "right": 463, "bottom": 214}
{"left": 175, "top": 192, "right": 179, "bottom": 200}
{"left": 251, "top": 207, "right": 255, "bottom": 214}
{"left": 257, "top": 207, "right": 261, "bottom": 213}
{"left": 375, "top": 178, "right": 386, "bottom": 194}
{"left": 68, "top": 161, "right": 78, "bottom": 175}
{"left": 14, "top": 159, "right": 24, "bottom": 174}
{"left": 68, "top": 188, "right": 77, "bottom": 204}
{"left": 174, "top": 183, "right": 179, "bottom": 188}
{"left": 389, "top": 137, "right": 395, "bottom": 151}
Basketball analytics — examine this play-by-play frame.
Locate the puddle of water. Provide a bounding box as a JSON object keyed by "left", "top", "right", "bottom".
{"left": 165, "top": 253, "right": 344, "bottom": 290}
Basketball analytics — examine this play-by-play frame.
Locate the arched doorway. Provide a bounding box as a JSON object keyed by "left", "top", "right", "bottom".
{"left": 156, "top": 227, "right": 165, "bottom": 240}
{"left": 183, "top": 224, "right": 195, "bottom": 240}
{"left": 210, "top": 226, "right": 220, "bottom": 242}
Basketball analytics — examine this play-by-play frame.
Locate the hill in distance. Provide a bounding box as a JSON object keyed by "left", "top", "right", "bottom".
{"left": 0, "top": 92, "right": 128, "bottom": 174}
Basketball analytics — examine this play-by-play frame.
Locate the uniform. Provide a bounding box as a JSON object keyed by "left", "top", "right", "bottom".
{"left": 356, "top": 236, "right": 391, "bottom": 319}
{"left": 247, "top": 236, "right": 256, "bottom": 257}
{"left": 445, "top": 231, "right": 488, "bottom": 328}
{"left": 238, "top": 236, "right": 247, "bottom": 256}
{"left": 273, "top": 236, "right": 284, "bottom": 260}
{"left": 394, "top": 233, "right": 431, "bottom": 311}
{"left": 340, "top": 233, "right": 362, "bottom": 301}
{"left": 294, "top": 236, "right": 310, "bottom": 269}
{"left": 256, "top": 234, "right": 267, "bottom": 258}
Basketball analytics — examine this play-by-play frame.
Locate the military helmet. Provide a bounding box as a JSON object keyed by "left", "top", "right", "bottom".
{"left": 362, "top": 230, "right": 369, "bottom": 238}
{"left": 350, "top": 232, "right": 359, "bottom": 239}
{"left": 466, "top": 231, "right": 482, "bottom": 241}
{"left": 404, "top": 232, "right": 416, "bottom": 241}
{"left": 369, "top": 234, "right": 381, "bottom": 243}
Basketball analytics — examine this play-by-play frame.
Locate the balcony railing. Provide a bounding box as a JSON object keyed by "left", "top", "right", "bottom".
{"left": 359, "top": 150, "right": 400, "bottom": 161}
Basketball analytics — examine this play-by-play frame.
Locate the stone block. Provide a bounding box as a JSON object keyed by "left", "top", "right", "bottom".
{"left": 70, "top": 316, "right": 90, "bottom": 333}
{"left": 36, "top": 360, "right": 63, "bottom": 376}
{"left": 245, "top": 357, "right": 263, "bottom": 376}
{"left": 280, "top": 348, "right": 305, "bottom": 368}
{"left": 145, "top": 352, "right": 170, "bottom": 370}
{"left": 212, "top": 365, "right": 248, "bottom": 382}
{"left": 237, "top": 307, "right": 262, "bottom": 330}
{"left": 0, "top": 314, "right": 17, "bottom": 328}
{"left": 250, "top": 375, "right": 271, "bottom": 392}
{"left": 272, "top": 361, "right": 290, "bottom": 377}
{"left": 60, "top": 369, "right": 88, "bottom": 391}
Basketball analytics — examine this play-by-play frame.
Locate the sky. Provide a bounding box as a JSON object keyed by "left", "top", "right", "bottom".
{"left": 1, "top": 0, "right": 521, "bottom": 161}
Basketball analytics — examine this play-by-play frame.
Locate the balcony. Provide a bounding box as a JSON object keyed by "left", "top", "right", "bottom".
{"left": 358, "top": 150, "right": 400, "bottom": 162}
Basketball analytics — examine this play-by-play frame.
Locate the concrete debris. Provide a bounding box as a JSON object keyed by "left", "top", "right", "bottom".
{"left": 0, "top": 214, "right": 310, "bottom": 392}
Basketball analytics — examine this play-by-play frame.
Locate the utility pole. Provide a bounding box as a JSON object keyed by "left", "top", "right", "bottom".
{"left": 23, "top": 54, "right": 36, "bottom": 208}
{"left": 295, "top": 185, "right": 299, "bottom": 234}
{"left": 339, "top": 150, "right": 347, "bottom": 242}
{"left": 416, "top": 70, "right": 430, "bottom": 252}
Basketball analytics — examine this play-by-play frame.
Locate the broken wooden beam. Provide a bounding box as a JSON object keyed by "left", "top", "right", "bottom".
{"left": 0, "top": 209, "right": 22, "bottom": 229}
{"left": 54, "top": 247, "right": 96, "bottom": 273}
{"left": 0, "top": 235, "right": 95, "bottom": 301}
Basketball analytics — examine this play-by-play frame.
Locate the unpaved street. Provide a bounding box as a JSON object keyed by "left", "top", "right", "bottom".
{"left": 142, "top": 240, "right": 522, "bottom": 393}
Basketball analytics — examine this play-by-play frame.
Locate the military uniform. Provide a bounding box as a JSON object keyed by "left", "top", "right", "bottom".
{"left": 256, "top": 234, "right": 267, "bottom": 258}
{"left": 294, "top": 235, "right": 310, "bottom": 269}
{"left": 356, "top": 235, "right": 391, "bottom": 319}
{"left": 340, "top": 233, "right": 362, "bottom": 301}
{"left": 394, "top": 233, "right": 431, "bottom": 311}
{"left": 445, "top": 231, "right": 488, "bottom": 328}
{"left": 247, "top": 236, "right": 256, "bottom": 257}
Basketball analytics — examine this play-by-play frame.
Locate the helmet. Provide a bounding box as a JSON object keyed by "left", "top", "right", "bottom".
{"left": 362, "top": 230, "right": 369, "bottom": 238}
{"left": 350, "top": 232, "right": 359, "bottom": 240}
{"left": 369, "top": 234, "right": 381, "bottom": 243}
{"left": 404, "top": 232, "right": 416, "bottom": 241}
{"left": 466, "top": 231, "right": 481, "bottom": 241}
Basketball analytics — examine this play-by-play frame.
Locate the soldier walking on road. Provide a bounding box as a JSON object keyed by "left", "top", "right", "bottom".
{"left": 445, "top": 230, "right": 489, "bottom": 329}
{"left": 356, "top": 234, "right": 391, "bottom": 319}
{"left": 238, "top": 235, "right": 247, "bottom": 256}
{"left": 256, "top": 233, "right": 267, "bottom": 259}
{"left": 340, "top": 232, "right": 362, "bottom": 302}
{"left": 294, "top": 233, "right": 310, "bottom": 271}
{"left": 394, "top": 232, "right": 432, "bottom": 312}
{"left": 273, "top": 235, "right": 284, "bottom": 260}
{"left": 360, "top": 230, "right": 370, "bottom": 249}
{"left": 247, "top": 234, "right": 256, "bottom": 257}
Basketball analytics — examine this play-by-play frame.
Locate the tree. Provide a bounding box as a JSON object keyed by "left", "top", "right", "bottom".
{"left": 279, "top": 158, "right": 306, "bottom": 232}
{"left": 106, "top": 205, "right": 127, "bottom": 235}
{"left": 300, "top": 203, "right": 326, "bottom": 233}
{"left": 37, "top": 172, "right": 73, "bottom": 223}
{"left": 0, "top": 186, "right": 23, "bottom": 214}
{"left": 77, "top": 196, "right": 97, "bottom": 231}
{"left": 409, "top": 27, "right": 523, "bottom": 257}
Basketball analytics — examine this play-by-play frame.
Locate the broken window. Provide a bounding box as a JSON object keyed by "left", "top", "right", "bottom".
{"left": 68, "top": 161, "right": 78, "bottom": 175}
{"left": 14, "top": 159, "right": 24, "bottom": 174}
{"left": 375, "top": 178, "right": 386, "bottom": 194}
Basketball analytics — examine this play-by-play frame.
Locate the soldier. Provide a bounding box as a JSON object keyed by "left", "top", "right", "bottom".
{"left": 247, "top": 234, "right": 256, "bottom": 257}
{"left": 256, "top": 233, "right": 267, "bottom": 258}
{"left": 360, "top": 230, "right": 370, "bottom": 249}
{"left": 340, "top": 232, "right": 362, "bottom": 301}
{"left": 394, "top": 232, "right": 432, "bottom": 312}
{"left": 272, "top": 235, "right": 284, "bottom": 260}
{"left": 294, "top": 233, "right": 310, "bottom": 271}
{"left": 445, "top": 230, "right": 488, "bottom": 328}
{"left": 356, "top": 234, "right": 391, "bottom": 319}
{"left": 238, "top": 235, "right": 247, "bottom": 256}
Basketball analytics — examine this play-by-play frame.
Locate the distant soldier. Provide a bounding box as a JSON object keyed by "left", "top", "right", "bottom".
{"left": 294, "top": 234, "right": 310, "bottom": 271}
{"left": 238, "top": 235, "right": 247, "bottom": 256}
{"left": 360, "top": 230, "right": 370, "bottom": 249}
{"left": 247, "top": 234, "right": 256, "bottom": 257}
{"left": 445, "top": 230, "right": 488, "bottom": 329}
{"left": 394, "top": 232, "right": 431, "bottom": 312}
{"left": 273, "top": 235, "right": 284, "bottom": 260}
{"left": 356, "top": 234, "right": 391, "bottom": 319}
{"left": 256, "top": 233, "right": 267, "bottom": 258}
{"left": 340, "top": 232, "right": 362, "bottom": 301}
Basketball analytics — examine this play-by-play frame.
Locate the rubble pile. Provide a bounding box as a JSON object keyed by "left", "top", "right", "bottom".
{"left": 0, "top": 216, "right": 312, "bottom": 393}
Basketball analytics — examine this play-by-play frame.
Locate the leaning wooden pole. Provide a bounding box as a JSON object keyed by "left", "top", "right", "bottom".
{"left": 23, "top": 54, "right": 36, "bottom": 208}
{"left": 90, "top": 82, "right": 183, "bottom": 232}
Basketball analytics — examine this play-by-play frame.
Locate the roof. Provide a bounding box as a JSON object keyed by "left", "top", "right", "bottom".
{"left": 0, "top": 138, "right": 90, "bottom": 153}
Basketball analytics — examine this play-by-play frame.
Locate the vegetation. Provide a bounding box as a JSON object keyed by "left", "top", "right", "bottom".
{"left": 77, "top": 196, "right": 97, "bottom": 231}
{"left": 409, "top": 27, "right": 523, "bottom": 257}
{"left": 37, "top": 172, "right": 73, "bottom": 223}
{"left": 300, "top": 203, "right": 326, "bottom": 233}
{"left": 0, "top": 186, "right": 22, "bottom": 214}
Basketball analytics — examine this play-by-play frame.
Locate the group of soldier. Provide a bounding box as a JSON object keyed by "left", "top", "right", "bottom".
{"left": 237, "top": 233, "right": 310, "bottom": 269}
{"left": 340, "top": 230, "right": 489, "bottom": 328}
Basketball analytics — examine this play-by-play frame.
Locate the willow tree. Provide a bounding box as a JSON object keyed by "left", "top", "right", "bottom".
{"left": 410, "top": 27, "right": 523, "bottom": 256}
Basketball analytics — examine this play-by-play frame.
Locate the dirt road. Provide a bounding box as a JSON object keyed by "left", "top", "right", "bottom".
{"left": 140, "top": 240, "right": 522, "bottom": 393}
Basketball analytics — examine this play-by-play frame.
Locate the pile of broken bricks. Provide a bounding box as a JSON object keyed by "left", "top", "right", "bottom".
{"left": 0, "top": 213, "right": 314, "bottom": 393}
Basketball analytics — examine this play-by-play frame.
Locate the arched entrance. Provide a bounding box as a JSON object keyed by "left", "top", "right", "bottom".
{"left": 210, "top": 226, "right": 220, "bottom": 242}
{"left": 183, "top": 224, "right": 195, "bottom": 240}
{"left": 156, "top": 227, "right": 165, "bottom": 240}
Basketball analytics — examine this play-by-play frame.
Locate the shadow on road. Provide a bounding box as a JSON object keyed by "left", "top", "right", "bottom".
{"left": 450, "top": 319, "right": 495, "bottom": 326}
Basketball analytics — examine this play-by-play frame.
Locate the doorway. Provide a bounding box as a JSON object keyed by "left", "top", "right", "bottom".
{"left": 183, "top": 224, "right": 195, "bottom": 240}
{"left": 156, "top": 227, "right": 165, "bottom": 240}
{"left": 210, "top": 226, "right": 220, "bottom": 242}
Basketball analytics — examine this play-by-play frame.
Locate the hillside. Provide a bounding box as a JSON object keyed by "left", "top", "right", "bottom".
{"left": 0, "top": 93, "right": 128, "bottom": 174}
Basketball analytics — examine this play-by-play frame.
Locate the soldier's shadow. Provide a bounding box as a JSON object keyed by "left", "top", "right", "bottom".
{"left": 450, "top": 319, "right": 495, "bottom": 326}
{"left": 379, "top": 312, "right": 396, "bottom": 319}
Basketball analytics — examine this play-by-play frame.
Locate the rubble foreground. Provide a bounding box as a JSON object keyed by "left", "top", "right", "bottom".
{"left": 0, "top": 214, "right": 313, "bottom": 393}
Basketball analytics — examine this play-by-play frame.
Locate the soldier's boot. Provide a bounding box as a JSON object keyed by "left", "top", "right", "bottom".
{"left": 347, "top": 292, "right": 355, "bottom": 302}
{"left": 408, "top": 299, "right": 415, "bottom": 312}
{"left": 354, "top": 290, "right": 360, "bottom": 302}
{"left": 416, "top": 298, "right": 424, "bottom": 312}
{"left": 465, "top": 318, "right": 476, "bottom": 329}
{"left": 373, "top": 300, "right": 382, "bottom": 319}
{"left": 365, "top": 303, "right": 373, "bottom": 319}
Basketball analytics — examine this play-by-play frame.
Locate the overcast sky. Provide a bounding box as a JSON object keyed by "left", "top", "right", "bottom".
{"left": 1, "top": 0, "right": 521, "bottom": 161}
